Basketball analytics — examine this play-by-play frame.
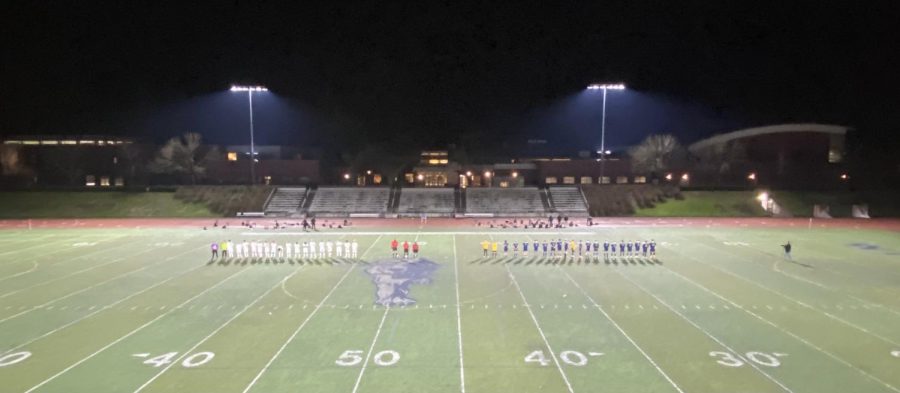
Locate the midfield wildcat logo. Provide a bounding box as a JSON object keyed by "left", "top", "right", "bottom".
{"left": 365, "top": 258, "right": 439, "bottom": 306}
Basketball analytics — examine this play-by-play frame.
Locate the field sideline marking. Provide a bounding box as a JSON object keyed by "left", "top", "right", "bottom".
{"left": 505, "top": 264, "right": 575, "bottom": 393}
{"left": 0, "top": 232, "right": 195, "bottom": 297}
{"left": 240, "top": 231, "right": 598, "bottom": 236}
{"left": 675, "top": 236, "right": 900, "bottom": 347}
{"left": 132, "top": 268, "right": 305, "bottom": 393}
{"left": 559, "top": 267, "right": 684, "bottom": 393}
{"left": 656, "top": 265, "right": 900, "bottom": 393}
{"left": 612, "top": 268, "right": 794, "bottom": 393}
{"left": 23, "top": 266, "right": 251, "bottom": 393}
{"left": 351, "top": 306, "right": 391, "bottom": 393}
{"left": 0, "top": 245, "right": 200, "bottom": 325}
{"left": 0, "top": 234, "right": 132, "bottom": 281}
{"left": 0, "top": 260, "right": 38, "bottom": 284}
{"left": 452, "top": 235, "right": 466, "bottom": 393}
{"left": 0, "top": 248, "right": 208, "bottom": 356}
{"left": 241, "top": 235, "right": 382, "bottom": 393}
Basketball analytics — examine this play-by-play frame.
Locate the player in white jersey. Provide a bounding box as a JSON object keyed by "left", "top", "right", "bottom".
{"left": 262, "top": 242, "right": 270, "bottom": 259}
{"left": 293, "top": 242, "right": 300, "bottom": 258}
{"left": 344, "top": 240, "right": 351, "bottom": 256}
{"left": 326, "top": 241, "right": 333, "bottom": 257}
{"left": 318, "top": 241, "right": 325, "bottom": 258}
{"left": 308, "top": 240, "right": 316, "bottom": 258}
{"left": 336, "top": 241, "right": 343, "bottom": 257}
{"left": 351, "top": 240, "right": 358, "bottom": 258}
{"left": 285, "top": 242, "right": 292, "bottom": 259}
{"left": 302, "top": 242, "right": 309, "bottom": 258}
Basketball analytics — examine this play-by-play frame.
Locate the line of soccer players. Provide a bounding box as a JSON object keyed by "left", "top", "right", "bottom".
{"left": 389, "top": 239, "right": 421, "bottom": 259}
{"left": 479, "top": 239, "right": 656, "bottom": 260}
{"left": 210, "top": 239, "right": 360, "bottom": 260}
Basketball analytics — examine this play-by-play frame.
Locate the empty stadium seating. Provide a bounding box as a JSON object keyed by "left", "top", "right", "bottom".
{"left": 307, "top": 187, "right": 390, "bottom": 216}
{"left": 548, "top": 186, "right": 589, "bottom": 215}
{"left": 264, "top": 187, "right": 306, "bottom": 214}
{"left": 397, "top": 188, "right": 456, "bottom": 215}
{"left": 465, "top": 187, "right": 548, "bottom": 216}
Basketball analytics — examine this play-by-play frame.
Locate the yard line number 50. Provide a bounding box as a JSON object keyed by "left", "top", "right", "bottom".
{"left": 335, "top": 350, "right": 400, "bottom": 367}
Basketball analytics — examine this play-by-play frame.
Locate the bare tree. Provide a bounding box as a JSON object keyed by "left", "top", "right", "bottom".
{"left": 148, "top": 133, "right": 220, "bottom": 185}
{"left": 629, "top": 134, "right": 685, "bottom": 173}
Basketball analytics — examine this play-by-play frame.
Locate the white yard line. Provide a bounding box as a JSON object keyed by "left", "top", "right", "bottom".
{"left": 559, "top": 267, "right": 684, "bottom": 393}
{"left": 351, "top": 306, "right": 391, "bottom": 393}
{"left": 0, "top": 246, "right": 198, "bottom": 325}
{"left": 612, "top": 268, "right": 794, "bottom": 393}
{"left": 674, "top": 240, "right": 900, "bottom": 346}
{"left": 0, "top": 243, "right": 162, "bottom": 299}
{"left": 452, "top": 235, "right": 466, "bottom": 393}
{"left": 662, "top": 264, "right": 900, "bottom": 393}
{"left": 1, "top": 255, "right": 206, "bottom": 355}
{"left": 242, "top": 235, "right": 382, "bottom": 393}
{"left": 0, "top": 234, "right": 134, "bottom": 282}
{"left": 0, "top": 260, "right": 38, "bottom": 283}
{"left": 24, "top": 267, "right": 251, "bottom": 393}
{"left": 132, "top": 268, "right": 304, "bottom": 393}
{"left": 505, "top": 264, "right": 575, "bottom": 393}
{"left": 241, "top": 231, "right": 598, "bottom": 236}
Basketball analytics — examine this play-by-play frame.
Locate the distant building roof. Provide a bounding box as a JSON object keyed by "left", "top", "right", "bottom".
{"left": 689, "top": 123, "right": 851, "bottom": 153}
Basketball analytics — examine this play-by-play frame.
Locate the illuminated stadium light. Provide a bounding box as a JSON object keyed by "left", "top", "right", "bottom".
{"left": 343, "top": 173, "right": 350, "bottom": 180}
{"left": 512, "top": 171, "right": 518, "bottom": 178}
{"left": 665, "top": 173, "right": 673, "bottom": 181}
{"left": 483, "top": 171, "right": 491, "bottom": 178}
{"left": 586, "top": 83, "right": 625, "bottom": 90}
{"left": 681, "top": 173, "right": 689, "bottom": 181}
{"left": 366, "top": 170, "right": 372, "bottom": 175}
{"left": 466, "top": 171, "right": 472, "bottom": 177}
{"left": 840, "top": 173, "right": 849, "bottom": 180}
{"left": 230, "top": 85, "right": 268, "bottom": 92}
{"left": 748, "top": 172, "right": 757, "bottom": 180}
{"left": 230, "top": 84, "right": 268, "bottom": 185}
{"left": 417, "top": 174, "right": 424, "bottom": 181}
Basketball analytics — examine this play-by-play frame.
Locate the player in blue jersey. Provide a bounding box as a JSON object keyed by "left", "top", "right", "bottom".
{"left": 650, "top": 240, "right": 656, "bottom": 258}
{"left": 618, "top": 240, "right": 625, "bottom": 257}
{"left": 533, "top": 240, "right": 539, "bottom": 256}
{"left": 503, "top": 240, "right": 509, "bottom": 256}
{"left": 592, "top": 240, "right": 600, "bottom": 259}
{"left": 626, "top": 241, "right": 633, "bottom": 258}
{"left": 642, "top": 241, "right": 649, "bottom": 257}
{"left": 542, "top": 241, "right": 549, "bottom": 257}
{"left": 522, "top": 240, "right": 529, "bottom": 256}
{"left": 603, "top": 241, "right": 610, "bottom": 259}
{"left": 512, "top": 241, "right": 519, "bottom": 257}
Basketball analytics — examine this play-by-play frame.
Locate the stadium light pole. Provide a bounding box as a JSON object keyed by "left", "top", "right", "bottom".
{"left": 230, "top": 85, "right": 268, "bottom": 185}
{"left": 586, "top": 83, "right": 625, "bottom": 182}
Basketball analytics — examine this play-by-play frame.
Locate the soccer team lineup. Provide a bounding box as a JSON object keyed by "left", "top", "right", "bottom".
{"left": 1, "top": 218, "right": 900, "bottom": 393}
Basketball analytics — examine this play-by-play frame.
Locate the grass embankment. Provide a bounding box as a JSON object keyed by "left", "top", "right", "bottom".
{"left": 773, "top": 191, "right": 900, "bottom": 218}
{"left": 0, "top": 191, "right": 216, "bottom": 218}
{"left": 634, "top": 190, "right": 767, "bottom": 217}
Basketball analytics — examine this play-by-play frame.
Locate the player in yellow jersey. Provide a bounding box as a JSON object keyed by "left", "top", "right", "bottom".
{"left": 481, "top": 240, "right": 490, "bottom": 257}
{"left": 491, "top": 241, "right": 499, "bottom": 258}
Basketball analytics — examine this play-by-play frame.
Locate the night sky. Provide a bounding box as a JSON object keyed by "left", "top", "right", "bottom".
{"left": 3, "top": 1, "right": 900, "bottom": 156}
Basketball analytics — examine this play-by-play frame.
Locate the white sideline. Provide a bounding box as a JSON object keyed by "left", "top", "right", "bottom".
{"left": 677, "top": 238, "right": 900, "bottom": 347}
{"left": 612, "top": 268, "right": 794, "bottom": 393}
{"left": 24, "top": 267, "right": 251, "bottom": 393}
{"left": 0, "top": 234, "right": 132, "bottom": 282}
{"left": 559, "top": 268, "right": 684, "bottom": 393}
{"left": 452, "top": 235, "right": 466, "bottom": 393}
{"left": 658, "top": 265, "right": 900, "bottom": 393}
{"left": 132, "top": 268, "right": 304, "bottom": 392}
{"left": 0, "top": 234, "right": 176, "bottom": 299}
{"left": 241, "top": 235, "right": 382, "bottom": 393}
{"left": 1, "top": 249, "right": 206, "bottom": 355}
{"left": 0, "top": 246, "right": 197, "bottom": 325}
{"left": 351, "top": 306, "right": 391, "bottom": 393}
{"left": 241, "top": 231, "right": 599, "bottom": 236}
{"left": 506, "top": 264, "right": 575, "bottom": 393}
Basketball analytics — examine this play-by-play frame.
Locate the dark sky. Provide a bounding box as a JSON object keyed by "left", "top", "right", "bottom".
{"left": 3, "top": 1, "right": 900, "bottom": 154}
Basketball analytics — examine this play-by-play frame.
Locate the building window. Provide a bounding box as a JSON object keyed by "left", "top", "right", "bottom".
{"left": 114, "top": 177, "right": 125, "bottom": 187}
{"left": 100, "top": 176, "right": 110, "bottom": 187}
{"left": 616, "top": 176, "right": 629, "bottom": 184}
{"left": 405, "top": 173, "right": 415, "bottom": 183}
{"left": 357, "top": 175, "right": 366, "bottom": 186}
{"left": 563, "top": 176, "right": 576, "bottom": 184}
{"left": 580, "top": 176, "right": 593, "bottom": 184}
{"left": 264, "top": 175, "right": 272, "bottom": 185}
{"left": 600, "top": 176, "right": 611, "bottom": 184}
{"left": 373, "top": 174, "right": 383, "bottom": 184}
{"left": 85, "top": 175, "right": 96, "bottom": 187}
{"left": 112, "top": 156, "right": 118, "bottom": 164}
{"left": 546, "top": 177, "right": 558, "bottom": 184}
{"left": 634, "top": 176, "right": 647, "bottom": 184}
{"left": 499, "top": 181, "right": 509, "bottom": 188}
{"left": 227, "top": 152, "right": 238, "bottom": 161}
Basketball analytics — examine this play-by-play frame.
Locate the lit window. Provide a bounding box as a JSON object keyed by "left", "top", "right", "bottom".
{"left": 439, "top": 159, "right": 448, "bottom": 164}
{"left": 600, "top": 176, "right": 611, "bottom": 184}
{"left": 499, "top": 181, "right": 509, "bottom": 188}
{"left": 428, "top": 159, "right": 440, "bottom": 165}
{"left": 60, "top": 140, "right": 77, "bottom": 145}
{"left": 23, "top": 140, "right": 40, "bottom": 145}
{"left": 563, "top": 176, "right": 575, "bottom": 184}
{"left": 41, "top": 140, "right": 58, "bottom": 145}
{"left": 405, "top": 173, "right": 415, "bottom": 183}
{"left": 264, "top": 175, "right": 272, "bottom": 185}
{"left": 546, "top": 177, "right": 558, "bottom": 184}
{"left": 114, "top": 177, "right": 125, "bottom": 186}
{"left": 3, "top": 140, "right": 23, "bottom": 144}
{"left": 113, "top": 156, "right": 118, "bottom": 164}
{"left": 100, "top": 176, "right": 110, "bottom": 187}
{"left": 634, "top": 176, "right": 647, "bottom": 184}
{"left": 616, "top": 176, "right": 629, "bottom": 184}
{"left": 373, "top": 174, "right": 382, "bottom": 184}
{"left": 227, "top": 152, "right": 238, "bottom": 161}
{"left": 79, "top": 140, "right": 95, "bottom": 145}
{"left": 580, "top": 176, "right": 593, "bottom": 184}
{"left": 85, "top": 175, "right": 96, "bottom": 187}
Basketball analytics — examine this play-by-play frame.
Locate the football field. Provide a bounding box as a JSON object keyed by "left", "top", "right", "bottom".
{"left": 1, "top": 221, "right": 900, "bottom": 393}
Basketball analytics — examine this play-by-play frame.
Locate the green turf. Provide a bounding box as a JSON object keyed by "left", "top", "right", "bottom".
{"left": 1, "top": 224, "right": 900, "bottom": 392}
{"left": 0, "top": 192, "right": 217, "bottom": 218}
{"left": 635, "top": 191, "right": 767, "bottom": 217}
